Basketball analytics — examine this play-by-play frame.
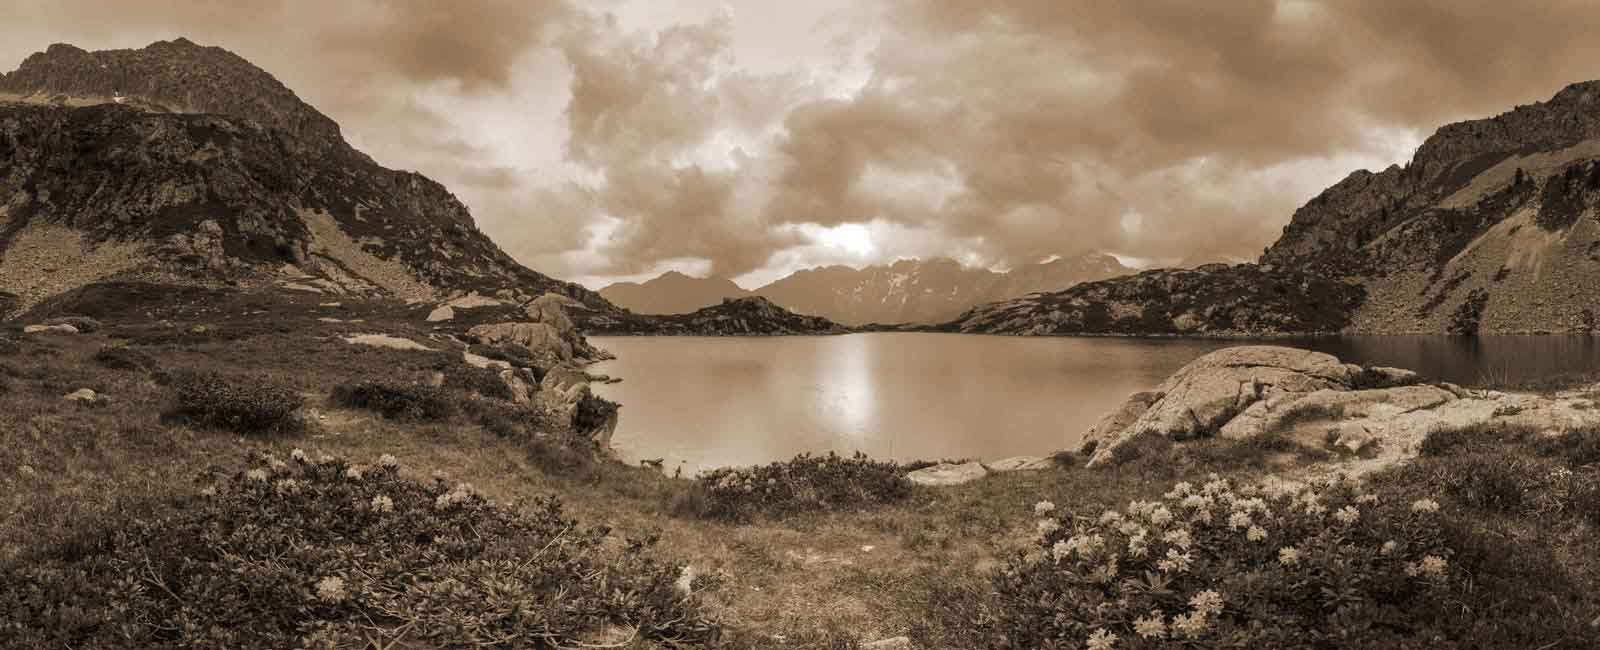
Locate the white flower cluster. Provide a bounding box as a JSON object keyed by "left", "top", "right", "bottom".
{"left": 434, "top": 483, "right": 477, "bottom": 511}
{"left": 1030, "top": 474, "right": 1453, "bottom": 649}
{"left": 314, "top": 576, "right": 346, "bottom": 603}
{"left": 1404, "top": 554, "right": 1449, "bottom": 579}
{"left": 370, "top": 494, "right": 394, "bottom": 513}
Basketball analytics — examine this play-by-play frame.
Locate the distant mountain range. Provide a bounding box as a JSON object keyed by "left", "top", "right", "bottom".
{"left": 599, "top": 253, "right": 1132, "bottom": 325}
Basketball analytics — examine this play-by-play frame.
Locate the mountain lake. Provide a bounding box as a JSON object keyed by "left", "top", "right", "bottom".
{"left": 589, "top": 333, "right": 1600, "bottom": 474}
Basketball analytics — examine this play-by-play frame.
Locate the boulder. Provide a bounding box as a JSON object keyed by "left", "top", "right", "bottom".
{"left": 1079, "top": 391, "right": 1161, "bottom": 454}
{"left": 63, "top": 388, "right": 97, "bottom": 402}
{"left": 907, "top": 462, "right": 988, "bottom": 486}
{"left": 540, "top": 365, "right": 590, "bottom": 401}
{"left": 498, "top": 368, "right": 534, "bottom": 404}
{"left": 446, "top": 292, "right": 503, "bottom": 309}
{"left": 463, "top": 350, "right": 511, "bottom": 370}
{"left": 524, "top": 293, "right": 579, "bottom": 332}
{"left": 468, "top": 322, "right": 573, "bottom": 362}
{"left": 426, "top": 305, "right": 455, "bottom": 322}
{"left": 864, "top": 638, "right": 912, "bottom": 650}
{"left": 342, "top": 333, "right": 433, "bottom": 351}
{"left": 986, "top": 456, "right": 1055, "bottom": 472}
{"left": 1218, "top": 384, "right": 1457, "bottom": 440}
{"left": 24, "top": 324, "right": 78, "bottom": 335}
{"left": 1085, "top": 347, "right": 1376, "bottom": 467}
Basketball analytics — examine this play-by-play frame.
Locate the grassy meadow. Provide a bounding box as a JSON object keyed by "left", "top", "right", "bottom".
{"left": 1, "top": 301, "right": 1598, "bottom": 648}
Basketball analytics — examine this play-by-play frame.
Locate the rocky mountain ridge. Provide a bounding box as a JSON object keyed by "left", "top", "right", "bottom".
{"left": 942, "top": 264, "right": 1364, "bottom": 336}
{"left": 579, "top": 295, "right": 848, "bottom": 336}
{"left": 597, "top": 271, "right": 751, "bottom": 315}
{"left": 0, "top": 39, "right": 611, "bottom": 318}
{"left": 951, "top": 81, "right": 1600, "bottom": 335}
{"left": 600, "top": 253, "right": 1131, "bottom": 325}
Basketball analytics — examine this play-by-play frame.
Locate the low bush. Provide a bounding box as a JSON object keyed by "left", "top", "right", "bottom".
{"left": 1417, "top": 421, "right": 1537, "bottom": 457}
{"left": 992, "top": 475, "right": 1462, "bottom": 648}
{"left": 167, "top": 372, "right": 305, "bottom": 434}
{"left": 43, "top": 315, "right": 102, "bottom": 333}
{"left": 1531, "top": 425, "right": 1600, "bottom": 466}
{"left": 695, "top": 452, "right": 911, "bottom": 522}
{"left": 0, "top": 452, "right": 718, "bottom": 648}
{"left": 441, "top": 364, "right": 515, "bottom": 401}
{"left": 572, "top": 392, "right": 619, "bottom": 432}
{"left": 93, "top": 345, "right": 158, "bottom": 372}
{"left": 330, "top": 381, "right": 452, "bottom": 421}
{"left": 1434, "top": 452, "right": 1537, "bottom": 512}
{"left": 0, "top": 336, "right": 17, "bottom": 355}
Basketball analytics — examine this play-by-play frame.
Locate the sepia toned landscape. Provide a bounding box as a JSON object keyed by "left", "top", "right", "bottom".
{"left": 5, "top": 3, "right": 1600, "bottom": 649}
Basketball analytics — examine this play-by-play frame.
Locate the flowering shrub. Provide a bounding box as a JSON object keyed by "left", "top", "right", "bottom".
{"left": 992, "top": 475, "right": 1460, "bottom": 649}
{"left": 695, "top": 452, "right": 911, "bottom": 522}
{"left": 167, "top": 371, "right": 305, "bottom": 434}
{"left": 330, "top": 380, "right": 453, "bottom": 420}
{"left": 0, "top": 451, "right": 717, "bottom": 648}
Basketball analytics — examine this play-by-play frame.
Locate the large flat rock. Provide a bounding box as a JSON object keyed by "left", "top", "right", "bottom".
{"left": 907, "top": 462, "right": 988, "bottom": 486}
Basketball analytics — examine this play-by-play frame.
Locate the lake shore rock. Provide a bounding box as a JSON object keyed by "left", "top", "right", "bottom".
{"left": 1079, "top": 345, "right": 1600, "bottom": 474}
{"left": 906, "top": 462, "right": 988, "bottom": 486}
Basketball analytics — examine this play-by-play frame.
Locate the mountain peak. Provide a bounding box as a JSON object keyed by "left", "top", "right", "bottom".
{"left": 0, "top": 39, "right": 610, "bottom": 315}
{"left": 1, "top": 38, "right": 347, "bottom": 156}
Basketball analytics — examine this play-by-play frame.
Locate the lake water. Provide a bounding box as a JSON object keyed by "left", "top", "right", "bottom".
{"left": 589, "top": 334, "right": 1600, "bottom": 474}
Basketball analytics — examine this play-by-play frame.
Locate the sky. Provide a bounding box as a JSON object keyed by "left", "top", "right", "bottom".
{"left": 8, "top": 1, "right": 1600, "bottom": 289}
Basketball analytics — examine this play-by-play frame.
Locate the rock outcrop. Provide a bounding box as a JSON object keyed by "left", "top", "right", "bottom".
{"left": 941, "top": 264, "right": 1364, "bottom": 336}
{"left": 23, "top": 323, "right": 78, "bottom": 335}
{"left": 580, "top": 296, "right": 849, "bottom": 336}
{"left": 949, "top": 81, "right": 1600, "bottom": 335}
{"left": 466, "top": 293, "right": 610, "bottom": 365}
{"left": 0, "top": 39, "right": 614, "bottom": 316}
{"left": 1080, "top": 345, "right": 1600, "bottom": 473}
{"left": 906, "top": 462, "right": 989, "bottom": 486}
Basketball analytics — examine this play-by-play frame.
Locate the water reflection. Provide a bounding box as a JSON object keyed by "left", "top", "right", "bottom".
{"left": 590, "top": 334, "right": 1600, "bottom": 474}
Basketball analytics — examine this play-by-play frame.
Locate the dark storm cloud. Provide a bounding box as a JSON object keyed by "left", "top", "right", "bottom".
{"left": 10, "top": 1, "right": 1600, "bottom": 283}
{"left": 753, "top": 0, "right": 1600, "bottom": 271}
{"left": 549, "top": 12, "right": 809, "bottom": 277}
{"left": 327, "top": 0, "right": 570, "bottom": 90}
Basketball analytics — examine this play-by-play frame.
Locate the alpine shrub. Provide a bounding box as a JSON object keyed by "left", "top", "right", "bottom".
{"left": 696, "top": 452, "right": 911, "bottom": 522}
{"left": 330, "top": 381, "right": 452, "bottom": 421}
{"left": 0, "top": 452, "right": 718, "bottom": 648}
{"left": 168, "top": 372, "right": 304, "bottom": 434}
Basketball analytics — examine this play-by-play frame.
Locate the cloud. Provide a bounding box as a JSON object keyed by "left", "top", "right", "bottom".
{"left": 324, "top": 0, "right": 570, "bottom": 90}
{"left": 10, "top": 1, "right": 1600, "bottom": 286}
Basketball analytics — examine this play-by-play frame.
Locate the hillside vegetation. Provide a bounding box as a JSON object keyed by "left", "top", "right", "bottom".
{"left": 3, "top": 300, "right": 1599, "bottom": 648}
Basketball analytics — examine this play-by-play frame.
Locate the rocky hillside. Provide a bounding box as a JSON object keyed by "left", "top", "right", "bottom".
{"left": 942, "top": 264, "right": 1364, "bottom": 336}
{"left": 954, "top": 81, "right": 1600, "bottom": 336}
{"left": 1260, "top": 80, "right": 1600, "bottom": 334}
{"left": 579, "top": 296, "right": 848, "bottom": 336}
{"left": 0, "top": 39, "right": 611, "bottom": 317}
{"left": 598, "top": 271, "right": 751, "bottom": 315}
